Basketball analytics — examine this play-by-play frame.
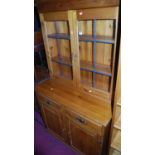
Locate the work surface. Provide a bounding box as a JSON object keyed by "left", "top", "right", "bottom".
{"left": 35, "top": 79, "right": 112, "bottom": 126}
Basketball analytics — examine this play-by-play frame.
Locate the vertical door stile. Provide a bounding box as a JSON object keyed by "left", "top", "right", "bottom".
{"left": 39, "top": 14, "right": 53, "bottom": 78}
{"left": 68, "top": 11, "right": 81, "bottom": 87}
{"left": 92, "top": 19, "right": 96, "bottom": 88}
{"left": 109, "top": 7, "right": 119, "bottom": 99}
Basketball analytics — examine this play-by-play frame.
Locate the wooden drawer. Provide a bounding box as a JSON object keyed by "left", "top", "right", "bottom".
{"left": 66, "top": 110, "right": 102, "bottom": 136}
{"left": 37, "top": 94, "right": 60, "bottom": 111}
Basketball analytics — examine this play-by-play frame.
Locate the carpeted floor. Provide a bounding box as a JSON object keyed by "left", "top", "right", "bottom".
{"left": 34, "top": 111, "right": 79, "bottom": 155}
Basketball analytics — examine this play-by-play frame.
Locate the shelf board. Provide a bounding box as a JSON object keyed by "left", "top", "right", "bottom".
{"left": 47, "top": 33, "right": 114, "bottom": 44}
{"left": 52, "top": 56, "right": 72, "bottom": 67}
{"left": 80, "top": 60, "right": 112, "bottom": 77}
{"left": 79, "top": 35, "right": 115, "bottom": 44}
{"left": 114, "top": 114, "right": 121, "bottom": 130}
{"left": 111, "top": 129, "right": 121, "bottom": 152}
{"left": 48, "top": 33, "right": 70, "bottom": 40}
{"left": 52, "top": 56, "right": 112, "bottom": 76}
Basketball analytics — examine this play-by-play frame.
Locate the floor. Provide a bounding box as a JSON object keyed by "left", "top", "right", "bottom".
{"left": 34, "top": 111, "right": 79, "bottom": 155}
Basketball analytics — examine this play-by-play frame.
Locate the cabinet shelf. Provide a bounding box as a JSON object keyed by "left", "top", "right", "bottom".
{"left": 80, "top": 60, "right": 112, "bottom": 77}
{"left": 47, "top": 33, "right": 114, "bottom": 44}
{"left": 48, "top": 33, "right": 70, "bottom": 40}
{"left": 111, "top": 129, "right": 121, "bottom": 152}
{"left": 52, "top": 56, "right": 72, "bottom": 67}
{"left": 52, "top": 56, "right": 112, "bottom": 77}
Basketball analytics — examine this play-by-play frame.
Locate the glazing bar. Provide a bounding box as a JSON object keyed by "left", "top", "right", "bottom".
{"left": 79, "top": 39, "right": 114, "bottom": 44}
{"left": 80, "top": 67, "right": 112, "bottom": 77}
{"left": 92, "top": 19, "right": 96, "bottom": 87}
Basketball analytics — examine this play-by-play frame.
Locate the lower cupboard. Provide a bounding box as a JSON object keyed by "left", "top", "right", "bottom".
{"left": 39, "top": 96, "right": 110, "bottom": 155}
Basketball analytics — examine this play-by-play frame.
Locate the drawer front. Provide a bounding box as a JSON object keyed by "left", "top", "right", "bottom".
{"left": 37, "top": 94, "right": 60, "bottom": 111}
{"left": 66, "top": 110, "right": 102, "bottom": 136}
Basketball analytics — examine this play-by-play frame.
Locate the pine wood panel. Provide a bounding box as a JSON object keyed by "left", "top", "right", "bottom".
{"left": 81, "top": 70, "right": 93, "bottom": 87}
{"left": 43, "top": 11, "right": 68, "bottom": 21}
{"left": 95, "top": 74, "right": 111, "bottom": 91}
{"left": 79, "top": 42, "right": 113, "bottom": 69}
{"left": 42, "top": 105, "right": 63, "bottom": 137}
{"left": 77, "top": 7, "right": 119, "bottom": 20}
{"left": 69, "top": 120, "right": 102, "bottom": 155}
{"left": 52, "top": 63, "right": 72, "bottom": 80}
{"left": 46, "top": 21, "right": 70, "bottom": 58}
{"left": 37, "top": 0, "right": 120, "bottom": 12}
{"left": 78, "top": 20, "right": 92, "bottom": 36}
{"left": 79, "top": 42, "right": 92, "bottom": 63}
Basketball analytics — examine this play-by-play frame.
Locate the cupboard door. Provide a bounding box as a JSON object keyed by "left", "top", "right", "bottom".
{"left": 40, "top": 11, "right": 76, "bottom": 86}
{"left": 69, "top": 120, "right": 102, "bottom": 155}
{"left": 76, "top": 7, "right": 119, "bottom": 99}
{"left": 42, "top": 105, "right": 63, "bottom": 138}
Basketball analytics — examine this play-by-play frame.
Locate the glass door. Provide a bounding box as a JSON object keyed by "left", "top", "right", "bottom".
{"left": 47, "top": 21, "right": 72, "bottom": 80}
{"left": 76, "top": 7, "right": 119, "bottom": 98}
{"left": 40, "top": 12, "right": 74, "bottom": 84}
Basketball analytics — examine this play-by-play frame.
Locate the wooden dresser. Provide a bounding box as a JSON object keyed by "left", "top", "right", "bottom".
{"left": 35, "top": 0, "right": 120, "bottom": 154}
{"left": 36, "top": 79, "right": 112, "bottom": 155}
